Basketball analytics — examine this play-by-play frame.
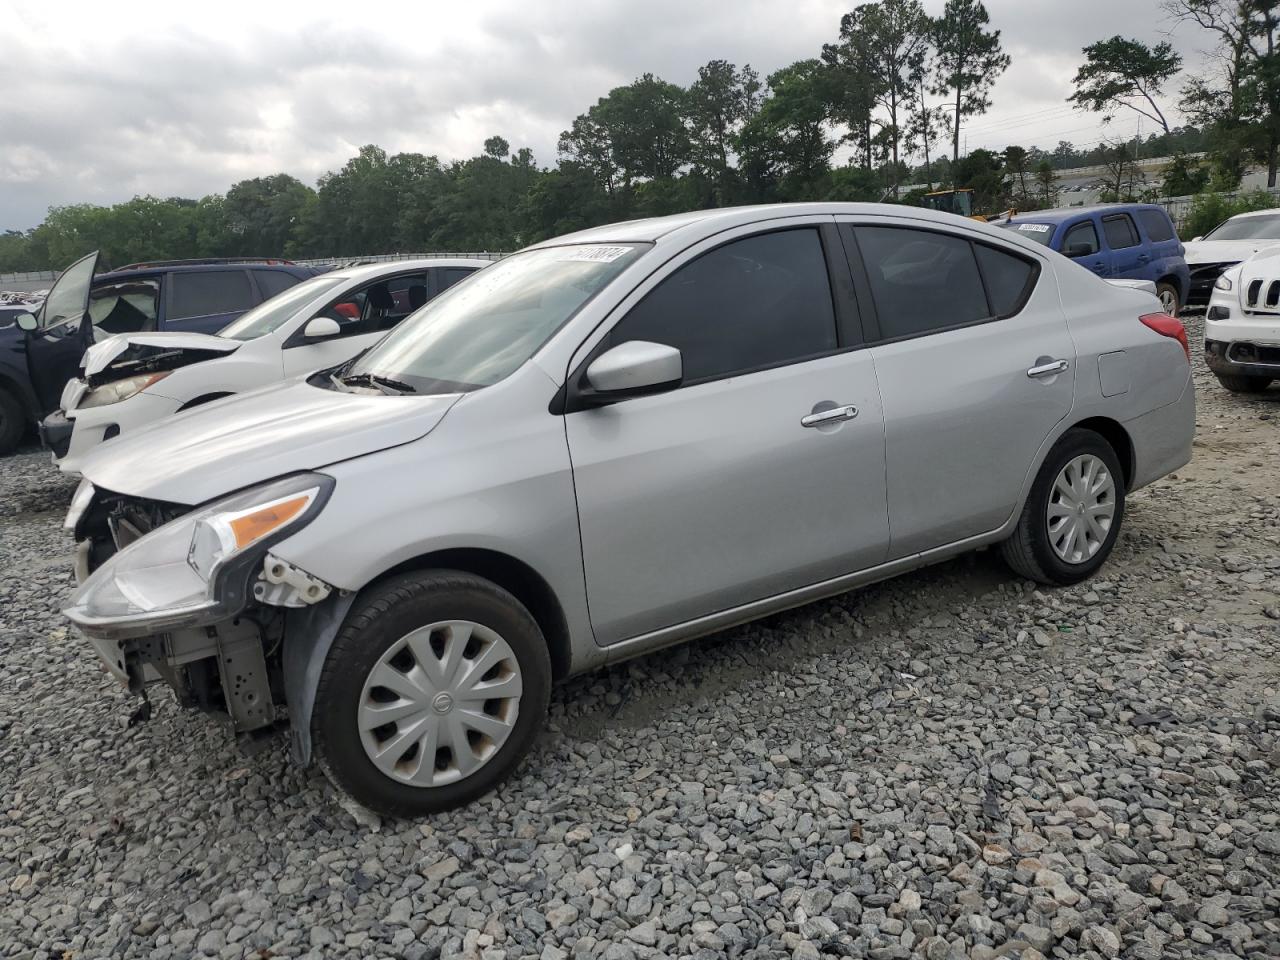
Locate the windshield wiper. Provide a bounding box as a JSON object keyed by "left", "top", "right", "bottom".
{"left": 337, "top": 371, "right": 416, "bottom": 395}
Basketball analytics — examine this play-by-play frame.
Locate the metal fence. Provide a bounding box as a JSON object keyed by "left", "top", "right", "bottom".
{"left": 1159, "top": 187, "right": 1280, "bottom": 233}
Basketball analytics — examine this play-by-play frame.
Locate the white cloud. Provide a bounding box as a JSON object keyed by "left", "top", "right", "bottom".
{"left": 0, "top": 0, "right": 1211, "bottom": 230}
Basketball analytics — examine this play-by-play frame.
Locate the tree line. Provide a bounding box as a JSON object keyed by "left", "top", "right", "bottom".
{"left": 1, "top": 0, "right": 1275, "bottom": 274}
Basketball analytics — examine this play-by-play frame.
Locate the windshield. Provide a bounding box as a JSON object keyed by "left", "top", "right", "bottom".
{"left": 342, "top": 244, "right": 644, "bottom": 393}
{"left": 218, "top": 276, "right": 344, "bottom": 341}
{"left": 40, "top": 251, "right": 98, "bottom": 328}
{"left": 999, "top": 222, "right": 1054, "bottom": 246}
{"left": 1204, "top": 214, "right": 1280, "bottom": 242}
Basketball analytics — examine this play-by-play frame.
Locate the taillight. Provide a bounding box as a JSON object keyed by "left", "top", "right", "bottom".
{"left": 1140, "top": 312, "right": 1190, "bottom": 362}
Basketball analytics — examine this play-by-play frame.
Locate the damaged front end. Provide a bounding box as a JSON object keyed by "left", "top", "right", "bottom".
{"left": 66, "top": 473, "right": 340, "bottom": 753}
{"left": 80, "top": 332, "right": 241, "bottom": 390}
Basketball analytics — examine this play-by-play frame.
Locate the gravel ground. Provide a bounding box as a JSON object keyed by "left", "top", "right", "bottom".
{"left": 2, "top": 315, "right": 1278, "bottom": 960}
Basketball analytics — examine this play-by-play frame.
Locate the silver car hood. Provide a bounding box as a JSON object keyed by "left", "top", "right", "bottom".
{"left": 83, "top": 331, "right": 240, "bottom": 377}
{"left": 78, "top": 379, "right": 461, "bottom": 505}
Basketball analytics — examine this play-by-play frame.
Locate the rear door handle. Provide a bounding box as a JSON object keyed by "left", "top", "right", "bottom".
{"left": 1027, "top": 359, "right": 1070, "bottom": 379}
{"left": 801, "top": 404, "right": 858, "bottom": 427}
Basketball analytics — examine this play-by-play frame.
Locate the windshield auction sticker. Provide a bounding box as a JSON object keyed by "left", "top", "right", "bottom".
{"left": 556, "top": 245, "right": 631, "bottom": 263}
{"left": 1017, "top": 223, "right": 1052, "bottom": 234}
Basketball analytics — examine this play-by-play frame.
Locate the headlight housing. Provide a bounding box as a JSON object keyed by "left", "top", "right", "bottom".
{"left": 1214, "top": 272, "right": 1235, "bottom": 292}
{"left": 79, "top": 372, "right": 171, "bottom": 409}
{"left": 64, "top": 473, "right": 333, "bottom": 639}
{"left": 64, "top": 477, "right": 95, "bottom": 531}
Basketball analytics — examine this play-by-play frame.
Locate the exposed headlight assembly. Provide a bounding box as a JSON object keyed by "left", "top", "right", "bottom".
{"left": 78, "top": 372, "right": 171, "bottom": 409}
{"left": 64, "top": 473, "right": 334, "bottom": 639}
{"left": 1214, "top": 272, "right": 1235, "bottom": 292}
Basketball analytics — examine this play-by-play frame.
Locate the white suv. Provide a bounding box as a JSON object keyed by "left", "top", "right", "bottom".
{"left": 1205, "top": 246, "right": 1280, "bottom": 393}
{"left": 46, "top": 258, "right": 490, "bottom": 472}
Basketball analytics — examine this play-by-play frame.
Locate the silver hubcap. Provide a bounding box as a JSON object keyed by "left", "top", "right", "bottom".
{"left": 358, "top": 620, "right": 522, "bottom": 787}
{"left": 1047, "top": 454, "right": 1116, "bottom": 564}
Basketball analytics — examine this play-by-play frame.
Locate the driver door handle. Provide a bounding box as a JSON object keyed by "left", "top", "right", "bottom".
{"left": 801, "top": 404, "right": 858, "bottom": 427}
{"left": 1027, "top": 359, "right": 1070, "bottom": 379}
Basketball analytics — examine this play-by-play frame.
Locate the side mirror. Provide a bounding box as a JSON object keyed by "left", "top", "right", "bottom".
{"left": 1192, "top": 236, "right": 1203, "bottom": 242}
{"left": 582, "top": 340, "right": 682, "bottom": 404}
{"left": 16, "top": 312, "right": 38, "bottom": 332}
{"left": 303, "top": 316, "right": 341, "bottom": 339}
{"left": 1065, "top": 244, "right": 1094, "bottom": 259}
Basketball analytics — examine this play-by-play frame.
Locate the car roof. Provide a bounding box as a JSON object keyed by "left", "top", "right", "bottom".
{"left": 525, "top": 202, "right": 1035, "bottom": 248}
{"left": 96, "top": 261, "right": 312, "bottom": 282}
{"left": 1003, "top": 203, "right": 1168, "bottom": 225}
{"left": 1226, "top": 208, "right": 1280, "bottom": 221}
{"left": 318, "top": 257, "right": 495, "bottom": 284}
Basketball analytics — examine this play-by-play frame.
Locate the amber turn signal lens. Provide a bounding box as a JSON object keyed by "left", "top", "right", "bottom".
{"left": 228, "top": 495, "right": 311, "bottom": 549}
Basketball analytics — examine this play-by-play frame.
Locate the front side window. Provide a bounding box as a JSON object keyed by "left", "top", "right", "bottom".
{"left": 604, "top": 229, "right": 838, "bottom": 384}
{"left": 1138, "top": 209, "right": 1176, "bottom": 243}
{"left": 1102, "top": 215, "right": 1139, "bottom": 249}
{"left": 857, "top": 227, "right": 989, "bottom": 339}
{"left": 170, "top": 270, "right": 255, "bottom": 320}
{"left": 88, "top": 278, "right": 160, "bottom": 335}
{"left": 218, "top": 276, "right": 344, "bottom": 341}
{"left": 344, "top": 244, "right": 644, "bottom": 393}
{"left": 1063, "top": 221, "right": 1101, "bottom": 257}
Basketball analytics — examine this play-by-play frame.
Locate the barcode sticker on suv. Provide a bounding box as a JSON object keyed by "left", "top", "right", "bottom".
{"left": 1017, "top": 223, "right": 1052, "bottom": 234}
{"left": 556, "top": 245, "right": 630, "bottom": 263}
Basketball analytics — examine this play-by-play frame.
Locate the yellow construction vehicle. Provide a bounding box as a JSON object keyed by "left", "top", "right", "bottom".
{"left": 920, "top": 188, "right": 976, "bottom": 218}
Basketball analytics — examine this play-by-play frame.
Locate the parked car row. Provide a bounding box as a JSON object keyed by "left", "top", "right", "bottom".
{"left": 37, "top": 203, "right": 1198, "bottom": 815}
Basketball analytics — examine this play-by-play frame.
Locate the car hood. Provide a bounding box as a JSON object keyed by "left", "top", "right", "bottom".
{"left": 1182, "top": 238, "right": 1280, "bottom": 267}
{"left": 81, "top": 331, "right": 241, "bottom": 385}
{"left": 78, "top": 378, "right": 462, "bottom": 505}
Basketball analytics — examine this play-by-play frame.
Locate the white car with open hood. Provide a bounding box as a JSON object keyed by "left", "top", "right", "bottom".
{"left": 44, "top": 258, "right": 490, "bottom": 472}
{"left": 1182, "top": 208, "right": 1280, "bottom": 306}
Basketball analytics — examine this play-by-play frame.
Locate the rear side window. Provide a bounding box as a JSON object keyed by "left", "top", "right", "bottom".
{"left": 1063, "top": 221, "right": 1100, "bottom": 257}
{"left": 856, "top": 227, "right": 989, "bottom": 339}
{"left": 1138, "top": 209, "right": 1176, "bottom": 243}
{"left": 169, "top": 270, "right": 255, "bottom": 320}
{"left": 440, "top": 267, "right": 477, "bottom": 291}
{"left": 974, "top": 245, "right": 1037, "bottom": 317}
{"left": 607, "top": 228, "right": 838, "bottom": 383}
{"left": 254, "top": 270, "right": 301, "bottom": 299}
{"left": 1102, "top": 215, "right": 1140, "bottom": 249}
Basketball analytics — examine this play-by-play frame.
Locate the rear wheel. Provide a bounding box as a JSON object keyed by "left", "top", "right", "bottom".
{"left": 1215, "top": 373, "right": 1272, "bottom": 394}
{"left": 0, "top": 387, "right": 25, "bottom": 455}
{"left": 1156, "top": 282, "right": 1180, "bottom": 316}
{"left": 312, "top": 570, "right": 551, "bottom": 817}
{"left": 1001, "top": 429, "right": 1126, "bottom": 586}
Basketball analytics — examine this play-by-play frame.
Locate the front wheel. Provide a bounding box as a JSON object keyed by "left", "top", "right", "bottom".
{"left": 312, "top": 570, "right": 551, "bottom": 817}
{"left": 1215, "top": 373, "right": 1272, "bottom": 394}
{"left": 1001, "top": 429, "right": 1126, "bottom": 586}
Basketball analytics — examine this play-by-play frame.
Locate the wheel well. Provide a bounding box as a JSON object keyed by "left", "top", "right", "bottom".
{"left": 1156, "top": 274, "right": 1180, "bottom": 292}
{"left": 178, "top": 392, "right": 233, "bottom": 411}
{"left": 1070, "top": 416, "right": 1134, "bottom": 489}
{"left": 374, "top": 548, "right": 572, "bottom": 680}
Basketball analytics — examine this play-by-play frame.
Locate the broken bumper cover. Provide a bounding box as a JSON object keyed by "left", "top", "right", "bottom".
{"left": 38, "top": 410, "right": 73, "bottom": 460}
{"left": 64, "top": 473, "right": 335, "bottom": 643}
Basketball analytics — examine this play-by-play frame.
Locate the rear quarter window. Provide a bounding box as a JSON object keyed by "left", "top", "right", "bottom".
{"left": 974, "top": 245, "right": 1038, "bottom": 317}
{"left": 1137, "top": 209, "right": 1176, "bottom": 243}
{"left": 254, "top": 270, "right": 302, "bottom": 299}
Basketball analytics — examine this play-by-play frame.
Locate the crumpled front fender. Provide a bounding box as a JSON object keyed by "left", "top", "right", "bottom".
{"left": 282, "top": 590, "right": 358, "bottom": 765}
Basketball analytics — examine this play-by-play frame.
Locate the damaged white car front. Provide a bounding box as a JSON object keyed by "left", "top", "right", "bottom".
{"left": 63, "top": 472, "right": 338, "bottom": 745}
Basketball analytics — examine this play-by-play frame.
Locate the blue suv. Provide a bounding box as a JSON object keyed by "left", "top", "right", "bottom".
{"left": 0, "top": 254, "right": 319, "bottom": 454}
{"left": 996, "top": 204, "right": 1189, "bottom": 315}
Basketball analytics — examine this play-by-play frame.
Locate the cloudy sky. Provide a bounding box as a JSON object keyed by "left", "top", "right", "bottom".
{"left": 2, "top": 0, "right": 1214, "bottom": 231}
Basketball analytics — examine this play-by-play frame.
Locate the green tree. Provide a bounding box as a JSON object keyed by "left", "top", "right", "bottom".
{"left": 1068, "top": 36, "right": 1182, "bottom": 134}
{"left": 821, "top": 5, "right": 884, "bottom": 171}
{"left": 739, "top": 60, "right": 835, "bottom": 199}
{"left": 685, "top": 60, "right": 762, "bottom": 204}
{"left": 933, "top": 0, "right": 1010, "bottom": 163}
{"left": 223, "top": 174, "right": 315, "bottom": 256}
{"left": 1162, "top": 153, "right": 1210, "bottom": 195}
{"left": 1003, "top": 145, "right": 1030, "bottom": 204}
{"left": 862, "top": 0, "right": 932, "bottom": 197}
{"left": 951, "top": 148, "right": 1005, "bottom": 213}
{"left": 1033, "top": 160, "right": 1058, "bottom": 208}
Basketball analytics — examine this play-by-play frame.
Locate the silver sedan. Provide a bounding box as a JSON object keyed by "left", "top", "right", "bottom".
{"left": 63, "top": 203, "right": 1195, "bottom": 815}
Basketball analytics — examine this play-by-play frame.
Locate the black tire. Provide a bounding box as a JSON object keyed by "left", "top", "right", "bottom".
{"left": 312, "top": 570, "right": 551, "bottom": 817}
{"left": 1156, "top": 282, "right": 1180, "bottom": 316}
{"left": 1215, "top": 373, "right": 1272, "bottom": 394}
{"left": 1000, "top": 429, "right": 1126, "bottom": 586}
{"left": 0, "top": 387, "right": 25, "bottom": 455}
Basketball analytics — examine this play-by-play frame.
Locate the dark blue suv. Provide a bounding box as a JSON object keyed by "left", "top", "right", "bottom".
{"left": 996, "top": 204, "right": 1190, "bottom": 315}
{"left": 0, "top": 254, "right": 318, "bottom": 454}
